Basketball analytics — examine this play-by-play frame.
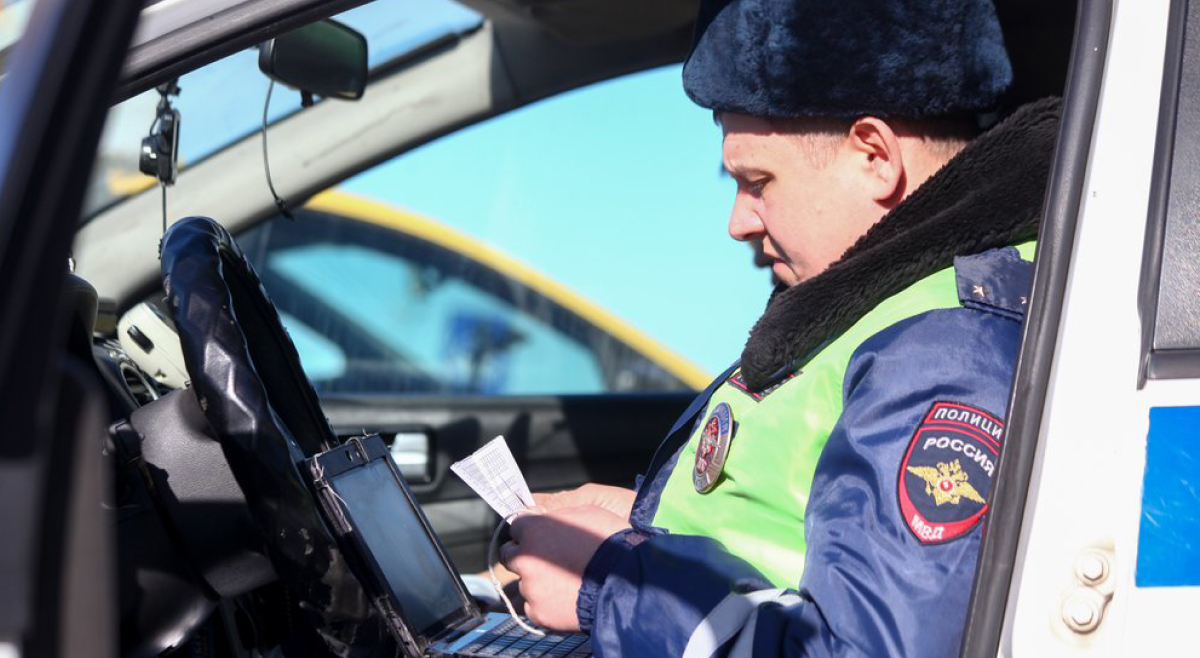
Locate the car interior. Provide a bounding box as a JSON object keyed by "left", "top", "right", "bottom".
{"left": 26, "top": 0, "right": 1081, "bottom": 656}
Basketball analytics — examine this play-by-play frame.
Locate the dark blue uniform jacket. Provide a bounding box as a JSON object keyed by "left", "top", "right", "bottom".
{"left": 576, "top": 248, "right": 1032, "bottom": 658}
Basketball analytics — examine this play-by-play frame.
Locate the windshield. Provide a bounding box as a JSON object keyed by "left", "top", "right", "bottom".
{"left": 84, "top": 0, "right": 482, "bottom": 217}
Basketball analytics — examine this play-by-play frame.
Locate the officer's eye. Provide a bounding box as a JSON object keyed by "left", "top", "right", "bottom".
{"left": 730, "top": 167, "right": 771, "bottom": 197}
{"left": 743, "top": 178, "right": 769, "bottom": 196}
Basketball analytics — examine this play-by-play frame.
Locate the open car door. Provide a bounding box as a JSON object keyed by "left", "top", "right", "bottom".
{"left": 966, "top": 0, "right": 1200, "bottom": 655}
{"left": 0, "top": 0, "right": 141, "bottom": 656}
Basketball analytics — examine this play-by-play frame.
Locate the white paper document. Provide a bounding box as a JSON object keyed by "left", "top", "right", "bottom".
{"left": 450, "top": 436, "right": 536, "bottom": 522}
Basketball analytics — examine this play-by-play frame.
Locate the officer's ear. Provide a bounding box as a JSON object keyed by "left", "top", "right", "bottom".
{"left": 846, "top": 117, "right": 906, "bottom": 207}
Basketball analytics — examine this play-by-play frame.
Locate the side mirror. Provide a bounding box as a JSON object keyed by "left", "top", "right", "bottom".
{"left": 258, "top": 19, "right": 367, "bottom": 101}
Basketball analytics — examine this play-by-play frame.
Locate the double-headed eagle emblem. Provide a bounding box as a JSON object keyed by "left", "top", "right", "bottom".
{"left": 906, "top": 459, "right": 986, "bottom": 506}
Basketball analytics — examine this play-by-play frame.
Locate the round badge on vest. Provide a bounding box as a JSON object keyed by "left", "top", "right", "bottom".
{"left": 693, "top": 401, "right": 734, "bottom": 493}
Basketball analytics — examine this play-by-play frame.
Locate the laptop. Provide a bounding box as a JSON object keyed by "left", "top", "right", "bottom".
{"left": 306, "top": 434, "right": 593, "bottom": 658}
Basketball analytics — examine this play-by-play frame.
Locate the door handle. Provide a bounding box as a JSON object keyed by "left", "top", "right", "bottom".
{"left": 388, "top": 430, "right": 432, "bottom": 483}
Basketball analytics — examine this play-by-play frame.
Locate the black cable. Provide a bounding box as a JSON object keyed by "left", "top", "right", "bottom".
{"left": 151, "top": 85, "right": 169, "bottom": 233}
{"left": 261, "top": 80, "right": 293, "bottom": 220}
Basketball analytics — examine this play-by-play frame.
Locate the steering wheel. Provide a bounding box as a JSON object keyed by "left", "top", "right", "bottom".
{"left": 159, "top": 216, "right": 389, "bottom": 655}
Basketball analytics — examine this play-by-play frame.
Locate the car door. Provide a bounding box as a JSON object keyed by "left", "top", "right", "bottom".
{"left": 0, "top": 0, "right": 143, "bottom": 656}
{"left": 965, "top": 0, "right": 1200, "bottom": 655}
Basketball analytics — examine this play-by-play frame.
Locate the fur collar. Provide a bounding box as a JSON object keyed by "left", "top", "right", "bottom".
{"left": 739, "top": 97, "right": 1061, "bottom": 390}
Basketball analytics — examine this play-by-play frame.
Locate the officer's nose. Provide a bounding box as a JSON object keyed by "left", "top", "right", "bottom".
{"left": 728, "top": 196, "right": 765, "bottom": 242}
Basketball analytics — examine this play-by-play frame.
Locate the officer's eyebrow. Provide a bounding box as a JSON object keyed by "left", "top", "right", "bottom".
{"left": 724, "top": 162, "right": 771, "bottom": 181}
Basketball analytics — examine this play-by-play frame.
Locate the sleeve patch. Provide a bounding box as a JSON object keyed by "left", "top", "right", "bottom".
{"left": 897, "top": 402, "right": 1003, "bottom": 544}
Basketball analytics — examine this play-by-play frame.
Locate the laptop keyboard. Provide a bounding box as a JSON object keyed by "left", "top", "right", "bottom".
{"left": 456, "top": 619, "right": 592, "bottom": 657}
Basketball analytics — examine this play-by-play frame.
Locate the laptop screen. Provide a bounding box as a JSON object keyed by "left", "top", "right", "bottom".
{"left": 327, "top": 454, "right": 471, "bottom": 638}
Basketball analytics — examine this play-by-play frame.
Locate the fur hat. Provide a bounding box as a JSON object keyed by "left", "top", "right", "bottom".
{"left": 683, "top": 0, "right": 1013, "bottom": 119}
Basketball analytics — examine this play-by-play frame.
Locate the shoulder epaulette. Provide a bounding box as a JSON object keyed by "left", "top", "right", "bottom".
{"left": 953, "top": 247, "right": 1034, "bottom": 321}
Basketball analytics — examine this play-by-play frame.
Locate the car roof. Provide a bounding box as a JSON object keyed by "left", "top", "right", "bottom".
{"left": 118, "top": 0, "right": 699, "bottom": 101}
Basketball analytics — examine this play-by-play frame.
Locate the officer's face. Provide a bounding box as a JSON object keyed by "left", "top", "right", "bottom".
{"left": 721, "top": 113, "right": 888, "bottom": 287}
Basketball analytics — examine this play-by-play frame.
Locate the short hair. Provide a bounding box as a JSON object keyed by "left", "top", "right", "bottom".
{"left": 716, "top": 111, "right": 979, "bottom": 168}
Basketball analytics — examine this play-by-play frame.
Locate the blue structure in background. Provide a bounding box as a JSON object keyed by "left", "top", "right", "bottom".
{"left": 1137, "top": 405, "right": 1200, "bottom": 587}
{"left": 443, "top": 313, "right": 520, "bottom": 394}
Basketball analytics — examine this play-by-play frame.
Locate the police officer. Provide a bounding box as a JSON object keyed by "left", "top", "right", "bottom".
{"left": 500, "top": 0, "right": 1059, "bottom": 655}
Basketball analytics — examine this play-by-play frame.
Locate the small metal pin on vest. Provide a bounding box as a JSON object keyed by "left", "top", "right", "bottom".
{"left": 972, "top": 285, "right": 988, "bottom": 298}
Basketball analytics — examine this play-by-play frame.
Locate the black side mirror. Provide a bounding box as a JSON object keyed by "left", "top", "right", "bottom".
{"left": 259, "top": 19, "right": 367, "bottom": 101}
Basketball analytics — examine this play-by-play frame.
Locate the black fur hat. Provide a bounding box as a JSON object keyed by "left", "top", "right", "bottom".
{"left": 683, "top": 0, "right": 1013, "bottom": 118}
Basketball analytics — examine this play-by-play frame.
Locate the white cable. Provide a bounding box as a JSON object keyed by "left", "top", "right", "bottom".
{"left": 488, "top": 511, "right": 545, "bottom": 636}
{"left": 312, "top": 459, "right": 352, "bottom": 532}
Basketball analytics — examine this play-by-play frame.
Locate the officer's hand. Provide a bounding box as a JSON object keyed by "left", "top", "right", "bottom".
{"left": 480, "top": 485, "right": 632, "bottom": 593}
{"left": 500, "top": 505, "right": 631, "bottom": 632}
{"left": 532, "top": 483, "right": 636, "bottom": 519}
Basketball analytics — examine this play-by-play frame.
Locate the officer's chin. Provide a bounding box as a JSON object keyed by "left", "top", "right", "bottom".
{"left": 771, "top": 262, "right": 801, "bottom": 287}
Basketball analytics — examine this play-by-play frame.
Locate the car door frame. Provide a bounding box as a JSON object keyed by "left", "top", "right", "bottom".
{"left": 0, "top": 0, "right": 144, "bottom": 656}
{"left": 960, "top": 0, "right": 1113, "bottom": 655}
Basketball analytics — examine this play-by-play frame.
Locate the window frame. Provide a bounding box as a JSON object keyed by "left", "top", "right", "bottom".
{"left": 1139, "top": 0, "right": 1200, "bottom": 383}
